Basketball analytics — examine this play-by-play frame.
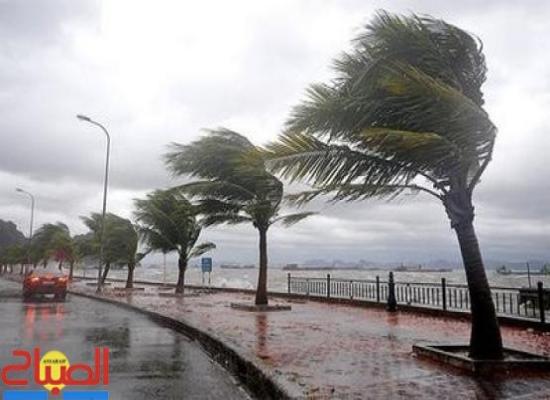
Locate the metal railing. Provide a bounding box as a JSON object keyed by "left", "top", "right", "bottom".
{"left": 288, "top": 273, "right": 548, "bottom": 324}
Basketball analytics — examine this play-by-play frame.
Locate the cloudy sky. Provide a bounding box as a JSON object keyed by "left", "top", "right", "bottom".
{"left": 1, "top": 0, "right": 549, "bottom": 266}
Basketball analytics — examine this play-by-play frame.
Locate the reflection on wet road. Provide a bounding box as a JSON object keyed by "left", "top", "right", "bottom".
{"left": 0, "top": 280, "right": 251, "bottom": 399}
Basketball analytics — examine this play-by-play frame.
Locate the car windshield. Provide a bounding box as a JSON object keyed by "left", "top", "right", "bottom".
{"left": 29, "top": 264, "right": 66, "bottom": 277}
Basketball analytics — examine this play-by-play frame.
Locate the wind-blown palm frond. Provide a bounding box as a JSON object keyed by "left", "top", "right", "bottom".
{"left": 176, "top": 180, "right": 255, "bottom": 202}
{"left": 265, "top": 130, "right": 419, "bottom": 190}
{"left": 165, "top": 129, "right": 298, "bottom": 230}
{"left": 200, "top": 214, "right": 253, "bottom": 227}
{"left": 165, "top": 128, "right": 262, "bottom": 180}
{"left": 188, "top": 242, "right": 216, "bottom": 259}
{"left": 134, "top": 189, "right": 213, "bottom": 262}
{"left": 32, "top": 222, "right": 72, "bottom": 266}
{"left": 195, "top": 198, "right": 242, "bottom": 215}
{"left": 81, "top": 213, "right": 139, "bottom": 265}
{"left": 136, "top": 226, "right": 174, "bottom": 252}
{"left": 267, "top": 11, "right": 495, "bottom": 202}
{"left": 271, "top": 212, "right": 317, "bottom": 227}
{"left": 285, "top": 183, "right": 433, "bottom": 206}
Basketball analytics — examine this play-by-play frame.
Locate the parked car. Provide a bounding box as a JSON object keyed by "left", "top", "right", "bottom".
{"left": 22, "top": 264, "right": 68, "bottom": 301}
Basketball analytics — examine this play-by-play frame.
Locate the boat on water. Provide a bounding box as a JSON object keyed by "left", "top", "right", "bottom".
{"left": 496, "top": 265, "right": 512, "bottom": 275}
{"left": 393, "top": 265, "right": 453, "bottom": 273}
{"left": 496, "top": 264, "right": 550, "bottom": 276}
{"left": 220, "top": 264, "right": 256, "bottom": 269}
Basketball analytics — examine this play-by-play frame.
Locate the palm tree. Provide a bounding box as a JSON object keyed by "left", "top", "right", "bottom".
{"left": 134, "top": 189, "right": 215, "bottom": 294}
{"left": 165, "top": 129, "right": 315, "bottom": 306}
{"left": 99, "top": 216, "right": 147, "bottom": 289}
{"left": 49, "top": 229, "right": 75, "bottom": 272}
{"left": 72, "top": 233, "right": 96, "bottom": 280}
{"left": 81, "top": 213, "right": 135, "bottom": 286}
{"left": 31, "top": 223, "right": 71, "bottom": 270}
{"left": 4, "top": 244, "right": 25, "bottom": 273}
{"left": 266, "top": 12, "right": 502, "bottom": 359}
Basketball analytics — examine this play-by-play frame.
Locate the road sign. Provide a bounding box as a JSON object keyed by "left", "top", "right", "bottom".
{"left": 201, "top": 257, "right": 212, "bottom": 273}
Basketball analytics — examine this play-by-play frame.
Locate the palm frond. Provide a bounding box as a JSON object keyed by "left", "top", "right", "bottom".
{"left": 188, "top": 242, "right": 216, "bottom": 259}
{"left": 286, "top": 182, "right": 440, "bottom": 206}
{"left": 271, "top": 212, "right": 316, "bottom": 227}
{"left": 267, "top": 11, "right": 495, "bottom": 205}
{"left": 265, "top": 130, "right": 417, "bottom": 187}
{"left": 134, "top": 189, "right": 205, "bottom": 258}
{"left": 166, "top": 128, "right": 287, "bottom": 229}
{"left": 200, "top": 213, "right": 253, "bottom": 227}
{"left": 176, "top": 180, "right": 255, "bottom": 202}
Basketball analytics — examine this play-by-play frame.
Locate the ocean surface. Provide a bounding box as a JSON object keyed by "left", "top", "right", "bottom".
{"left": 81, "top": 263, "right": 550, "bottom": 292}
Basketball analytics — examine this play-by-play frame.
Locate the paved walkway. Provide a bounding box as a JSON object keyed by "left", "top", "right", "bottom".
{"left": 73, "top": 281, "right": 550, "bottom": 399}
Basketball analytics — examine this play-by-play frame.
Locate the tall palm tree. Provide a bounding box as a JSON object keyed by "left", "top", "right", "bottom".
{"left": 99, "top": 216, "right": 148, "bottom": 289}
{"left": 4, "top": 244, "right": 25, "bottom": 273}
{"left": 134, "top": 189, "right": 216, "bottom": 294}
{"left": 32, "top": 223, "right": 71, "bottom": 270}
{"left": 72, "top": 233, "right": 96, "bottom": 280}
{"left": 165, "top": 129, "right": 315, "bottom": 305}
{"left": 49, "top": 229, "right": 75, "bottom": 272}
{"left": 266, "top": 12, "right": 502, "bottom": 359}
{"left": 81, "top": 213, "right": 137, "bottom": 286}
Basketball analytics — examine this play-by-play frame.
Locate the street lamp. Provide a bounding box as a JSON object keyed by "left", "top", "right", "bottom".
{"left": 16, "top": 188, "right": 35, "bottom": 274}
{"left": 77, "top": 114, "right": 111, "bottom": 292}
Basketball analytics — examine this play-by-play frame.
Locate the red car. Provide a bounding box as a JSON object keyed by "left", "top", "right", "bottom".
{"left": 23, "top": 265, "right": 68, "bottom": 301}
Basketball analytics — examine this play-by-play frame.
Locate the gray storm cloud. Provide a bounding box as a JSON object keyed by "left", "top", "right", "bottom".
{"left": 0, "top": 0, "right": 548, "bottom": 265}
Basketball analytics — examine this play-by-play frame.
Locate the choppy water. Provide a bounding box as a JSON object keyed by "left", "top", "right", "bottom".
{"left": 82, "top": 264, "right": 550, "bottom": 292}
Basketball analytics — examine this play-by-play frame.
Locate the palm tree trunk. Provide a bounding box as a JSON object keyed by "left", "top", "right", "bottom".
{"left": 19, "top": 263, "right": 24, "bottom": 275}
{"left": 58, "top": 260, "right": 63, "bottom": 271}
{"left": 126, "top": 263, "right": 135, "bottom": 289}
{"left": 255, "top": 227, "right": 268, "bottom": 306}
{"left": 69, "top": 261, "right": 74, "bottom": 281}
{"left": 176, "top": 256, "right": 187, "bottom": 294}
{"left": 100, "top": 262, "right": 110, "bottom": 285}
{"left": 455, "top": 220, "right": 503, "bottom": 359}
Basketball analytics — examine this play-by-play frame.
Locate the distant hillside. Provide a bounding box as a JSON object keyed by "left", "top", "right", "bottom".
{"left": 0, "top": 219, "right": 25, "bottom": 251}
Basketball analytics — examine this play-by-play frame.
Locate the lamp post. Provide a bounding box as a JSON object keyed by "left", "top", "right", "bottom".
{"left": 77, "top": 114, "right": 111, "bottom": 292}
{"left": 16, "top": 188, "right": 35, "bottom": 274}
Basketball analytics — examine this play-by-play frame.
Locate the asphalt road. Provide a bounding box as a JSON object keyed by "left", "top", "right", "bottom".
{"left": 0, "top": 279, "right": 252, "bottom": 399}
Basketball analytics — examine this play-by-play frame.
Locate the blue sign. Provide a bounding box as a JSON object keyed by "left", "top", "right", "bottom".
{"left": 201, "top": 257, "right": 212, "bottom": 273}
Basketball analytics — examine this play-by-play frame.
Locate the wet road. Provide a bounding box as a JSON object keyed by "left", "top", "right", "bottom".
{"left": 0, "top": 279, "right": 252, "bottom": 399}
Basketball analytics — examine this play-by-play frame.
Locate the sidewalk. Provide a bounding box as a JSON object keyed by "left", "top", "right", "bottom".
{"left": 72, "top": 281, "right": 550, "bottom": 399}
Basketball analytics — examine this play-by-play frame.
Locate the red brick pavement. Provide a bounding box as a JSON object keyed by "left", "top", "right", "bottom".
{"left": 74, "top": 283, "right": 550, "bottom": 399}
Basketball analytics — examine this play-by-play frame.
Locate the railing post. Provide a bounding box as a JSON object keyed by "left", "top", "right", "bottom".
{"left": 441, "top": 278, "right": 447, "bottom": 311}
{"left": 327, "top": 274, "right": 331, "bottom": 298}
{"left": 537, "top": 281, "right": 546, "bottom": 324}
{"left": 350, "top": 280, "right": 353, "bottom": 299}
{"left": 376, "top": 276, "right": 380, "bottom": 303}
{"left": 306, "top": 278, "right": 310, "bottom": 296}
{"left": 287, "top": 273, "right": 291, "bottom": 294}
{"left": 387, "top": 272, "right": 397, "bottom": 312}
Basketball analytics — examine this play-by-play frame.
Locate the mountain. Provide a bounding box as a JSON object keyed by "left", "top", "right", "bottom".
{"left": 0, "top": 219, "right": 26, "bottom": 251}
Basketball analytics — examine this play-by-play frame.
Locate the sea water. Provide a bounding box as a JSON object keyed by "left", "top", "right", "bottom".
{"left": 87, "top": 264, "right": 550, "bottom": 292}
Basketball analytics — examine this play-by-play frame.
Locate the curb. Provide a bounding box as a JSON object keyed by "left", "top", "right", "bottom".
{"left": 69, "top": 289, "right": 292, "bottom": 400}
